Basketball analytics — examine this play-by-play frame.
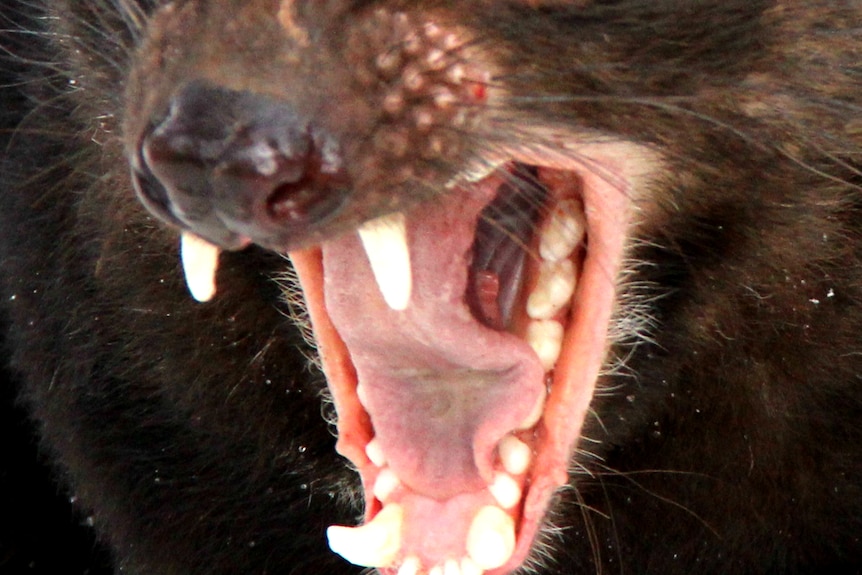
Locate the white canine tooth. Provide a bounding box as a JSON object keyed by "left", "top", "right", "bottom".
{"left": 539, "top": 199, "right": 586, "bottom": 262}
{"left": 517, "top": 389, "right": 546, "bottom": 431}
{"left": 498, "top": 436, "right": 532, "bottom": 476}
{"left": 180, "top": 232, "right": 220, "bottom": 302}
{"left": 526, "top": 259, "right": 576, "bottom": 320}
{"left": 466, "top": 506, "right": 516, "bottom": 570}
{"left": 326, "top": 504, "right": 404, "bottom": 568}
{"left": 525, "top": 320, "right": 564, "bottom": 371}
{"left": 358, "top": 212, "right": 412, "bottom": 311}
{"left": 365, "top": 438, "right": 388, "bottom": 467}
{"left": 398, "top": 555, "right": 421, "bottom": 575}
{"left": 460, "top": 557, "right": 484, "bottom": 575}
{"left": 444, "top": 558, "right": 462, "bottom": 575}
{"left": 373, "top": 468, "right": 401, "bottom": 502}
{"left": 489, "top": 473, "right": 522, "bottom": 510}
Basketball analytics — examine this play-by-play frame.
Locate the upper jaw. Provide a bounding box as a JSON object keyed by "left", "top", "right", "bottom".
{"left": 177, "top": 139, "right": 650, "bottom": 574}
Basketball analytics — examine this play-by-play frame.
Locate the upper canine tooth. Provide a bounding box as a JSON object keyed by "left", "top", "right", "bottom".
{"left": 357, "top": 213, "right": 412, "bottom": 311}
{"left": 539, "top": 199, "right": 586, "bottom": 262}
{"left": 180, "top": 232, "right": 220, "bottom": 302}
{"left": 466, "top": 506, "right": 516, "bottom": 570}
{"left": 326, "top": 503, "right": 404, "bottom": 568}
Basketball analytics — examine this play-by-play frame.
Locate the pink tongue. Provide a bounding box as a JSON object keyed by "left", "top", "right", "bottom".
{"left": 322, "top": 183, "right": 544, "bottom": 500}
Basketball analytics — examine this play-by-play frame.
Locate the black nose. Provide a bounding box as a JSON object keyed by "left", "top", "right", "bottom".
{"left": 132, "top": 82, "right": 349, "bottom": 250}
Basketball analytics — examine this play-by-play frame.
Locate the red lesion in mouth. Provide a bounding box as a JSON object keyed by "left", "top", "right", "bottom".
{"left": 288, "top": 159, "right": 630, "bottom": 575}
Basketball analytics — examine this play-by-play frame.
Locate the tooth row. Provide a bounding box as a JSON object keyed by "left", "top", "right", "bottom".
{"left": 329, "top": 501, "right": 516, "bottom": 574}
{"left": 523, "top": 200, "right": 586, "bottom": 371}
{"left": 180, "top": 232, "right": 220, "bottom": 302}
{"left": 357, "top": 212, "right": 412, "bottom": 311}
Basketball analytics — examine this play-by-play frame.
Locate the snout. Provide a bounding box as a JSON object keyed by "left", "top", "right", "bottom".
{"left": 131, "top": 82, "right": 350, "bottom": 250}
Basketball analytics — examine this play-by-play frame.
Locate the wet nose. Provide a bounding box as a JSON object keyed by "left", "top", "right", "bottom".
{"left": 133, "top": 81, "right": 349, "bottom": 250}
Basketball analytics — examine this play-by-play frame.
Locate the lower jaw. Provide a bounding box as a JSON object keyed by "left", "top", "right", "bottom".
{"left": 287, "top": 158, "right": 633, "bottom": 574}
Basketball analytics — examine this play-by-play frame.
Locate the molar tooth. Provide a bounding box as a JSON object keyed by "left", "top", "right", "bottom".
{"left": 326, "top": 504, "right": 404, "bottom": 568}
{"left": 498, "top": 436, "right": 532, "bottom": 476}
{"left": 180, "top": 232, "right": 220, "bottom": 302}
{"left": 466, "top": 506, "right": 516, "bottom": 570}
{"left": 539, "top": 199, "right": 586, "bottom": 262}
{"left": 373, "top": 468, "right": 401, "bottom": 502}
{"left": 358, "top": 212, "right": 412, "bottom": 310}
{"left": 526, "top": 259, "right": 576, "bottom": 320}
{"left": 460, "top": 557, "right": 484, "bottom": 575}
{"left": 489, "top": 473, "right": 522, "bottom": 510}
{"left": 365, "top": 438, "right": 388, "bottom": 467}
{"left": 517, "top": 389, "right": 546, "bottom": 431}
{"left": 398, "top": 555, "right": 421, "bottom": 575}
{"left": 525, "top": 320, "right": 564, "bottom": 371}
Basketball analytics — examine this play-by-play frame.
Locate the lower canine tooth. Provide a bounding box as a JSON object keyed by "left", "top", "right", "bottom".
{"left": 466, "top": 506, "right": 516, "bottom": 570}
{"left": 525, "top": 320, "right": 564, "bottom": 371}
{"left": 180, "top": 232, "right": 220, "bottom": 302}
{"left": 326, "top": 504, "right": 404, "bottom": 568}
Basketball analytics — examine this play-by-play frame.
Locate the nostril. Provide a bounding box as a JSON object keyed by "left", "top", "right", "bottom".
{"left": 265, "top": 147, "right": 350, "bottom": 225}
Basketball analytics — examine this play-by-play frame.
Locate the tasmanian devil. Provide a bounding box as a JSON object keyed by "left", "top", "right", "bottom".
{"left": 2, "top": 1, "right": 862, "bottom": 574}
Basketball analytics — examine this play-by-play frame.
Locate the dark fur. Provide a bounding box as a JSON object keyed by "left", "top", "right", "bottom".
{"left": 2, "top": 1, "right": 862, "bottom": 574}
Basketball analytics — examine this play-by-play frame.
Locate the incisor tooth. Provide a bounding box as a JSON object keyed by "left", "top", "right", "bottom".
{"left": 539, "top": 199, "right": 586, "bottom": 262}
{"left": 460, "top": 557, "right": 484, "bottom": 575}
{"left": 357, "top": 212, "right": 412, "bottom": 311}
{"left": 398, "top": 555, "right": 421, "bottom": 575}
{"left": 489, "top": 473, "right": 522, "bottom": 510}
{"left": 466, "top": 506, "right": 516, "bottom": 570}
{"left": 326, "top": 504, "right": 404, "bottom": 567}
{"left": 526, "top": 259, "right": 576, "bottom": 320}
{"left": 180, "top": 232, "right": 220, "bottom": 302}
{"left": 525, "top": 320, "right": 564, "bottom": 371}
{"left": 443, "top": 558, "right": 462, "bottom": 575}
{"left": 498, "top": 436, "right": 532, "bottom": 476}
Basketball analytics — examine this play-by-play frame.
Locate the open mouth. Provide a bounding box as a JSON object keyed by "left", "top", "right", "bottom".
{"left": 176, "top": 156, "right": 630, "bottom": 575}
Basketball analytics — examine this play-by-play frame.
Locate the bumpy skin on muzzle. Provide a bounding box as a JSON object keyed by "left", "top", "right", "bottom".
{"left": 134, "top": 82, "right": 350, "bottom": 251}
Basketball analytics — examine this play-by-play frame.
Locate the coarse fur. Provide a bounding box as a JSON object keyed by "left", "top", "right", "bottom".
{"left": 2, "top": 1, "right": 862, "bottom": 574}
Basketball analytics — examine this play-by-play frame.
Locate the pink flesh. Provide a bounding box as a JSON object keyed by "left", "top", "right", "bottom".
{"left": 288, "top": 163, "right": 630, "bottom": 573}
